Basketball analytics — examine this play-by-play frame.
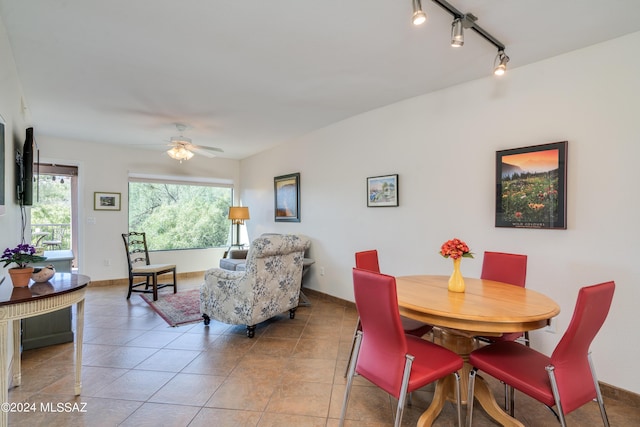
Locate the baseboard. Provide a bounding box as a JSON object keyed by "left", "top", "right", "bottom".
{"left": 600, "top": 381, "right": 640, "bottom": 406}
{"left": 302, "top": 287, "right": 355, "bottom": 309}
{"left": 89, "top": 271, "right": 206, "bottom": 287}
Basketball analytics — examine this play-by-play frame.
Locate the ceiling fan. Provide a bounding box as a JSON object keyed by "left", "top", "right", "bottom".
{"left": 166, "top": 123, "right": 223, "bottom": 162}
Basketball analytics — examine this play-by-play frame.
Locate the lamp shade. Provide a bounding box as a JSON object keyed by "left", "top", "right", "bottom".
{"left": 228, "top": 206, "right": 250, "bottom": 224}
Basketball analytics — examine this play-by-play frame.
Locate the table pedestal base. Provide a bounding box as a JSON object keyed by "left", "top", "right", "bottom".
{"left": 416, "top": 328, "right": 524, "bottom": 427}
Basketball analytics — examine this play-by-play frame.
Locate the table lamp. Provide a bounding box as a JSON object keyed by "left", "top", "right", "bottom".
{"left": 228, "top": 206, "right": 250, "bottom": 247}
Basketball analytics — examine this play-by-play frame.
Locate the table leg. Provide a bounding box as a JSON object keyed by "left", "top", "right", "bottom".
{"left": 11, "top": 320, "right": 20, "bottom": 387}
{"left": 416, "top": 328, "right": 524, "bottom": 427}
{"left": 472, "top": 374, "right": 525, "bottom": 427}
{"left": 417, "top": 329, "right": 474, "bottom": 426}
{"left": 0, "top": 320, "right": 7, "bottom": 427}
{"left": 74, "top": 299, "right": 84, "bottom": 395}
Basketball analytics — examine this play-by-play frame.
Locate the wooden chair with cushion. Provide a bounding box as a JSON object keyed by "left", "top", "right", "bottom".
{"left": 122, "top": 231, "right": 177, "bottom": 301}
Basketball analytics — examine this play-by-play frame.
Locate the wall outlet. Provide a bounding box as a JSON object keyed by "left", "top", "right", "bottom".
{"left": 544, "top": 318, "right": 557, "bottom": 334}
{"left": 320, "top": 267, "right": 325, "bottom": 276}
{"left": 103, "top": 259, "right": 111, "bottom": 267}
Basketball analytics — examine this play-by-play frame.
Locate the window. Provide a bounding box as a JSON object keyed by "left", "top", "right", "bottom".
{"left": 128, "top": 178, "right": 233, "bottom": 250}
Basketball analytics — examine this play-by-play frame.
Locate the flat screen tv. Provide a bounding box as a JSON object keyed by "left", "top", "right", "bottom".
{"left": 16, "top": 127, "right": 34, "bottom": 206}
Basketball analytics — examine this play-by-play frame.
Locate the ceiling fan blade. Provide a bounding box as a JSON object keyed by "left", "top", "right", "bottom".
{"left": 189, "top": 146, "right": 217, "bottom": 158}
{"left": 193, "top": 144, "right": 224, "bottom": 153}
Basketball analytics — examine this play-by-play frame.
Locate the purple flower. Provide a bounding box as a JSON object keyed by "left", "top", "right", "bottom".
{"left": 1, "top": 244, "right": 47, "bottom": 268}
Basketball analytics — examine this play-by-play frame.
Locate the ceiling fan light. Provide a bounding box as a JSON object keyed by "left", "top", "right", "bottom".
{"left": 167, "top": 146, "right": 193, "bottom": 161}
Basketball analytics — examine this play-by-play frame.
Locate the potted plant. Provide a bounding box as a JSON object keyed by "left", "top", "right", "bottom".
{"left": 2, "top": 244, "right": 47, "bottom": 287}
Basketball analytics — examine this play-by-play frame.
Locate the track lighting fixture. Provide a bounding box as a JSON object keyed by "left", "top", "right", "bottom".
{"left": 412, "top": 0, "right": 427, "bottom": 26}
{"left": 412, "top": 0, "right": 510, "bottom": 75}
{"left": 451, "top": 18, "right": 463, "bottom": 47}
{"left": 493, "top": 50, "right": 509, "bottom": 76}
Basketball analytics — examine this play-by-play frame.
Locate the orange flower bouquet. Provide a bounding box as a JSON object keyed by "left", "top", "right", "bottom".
{"left": 439, "top": 238, "right": 473, "bottom": 260}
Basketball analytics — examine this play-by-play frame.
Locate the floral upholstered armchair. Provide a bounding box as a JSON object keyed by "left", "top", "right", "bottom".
{"left": 200, "top": 234, "right": 311, "bottom": 337}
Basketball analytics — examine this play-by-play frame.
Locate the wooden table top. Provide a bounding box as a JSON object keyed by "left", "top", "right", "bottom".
{"left": 0, "top": 273, "right": 90, "bottom": 306}
{"left": 396, "top": 275, "right": 560, "bottom": 334}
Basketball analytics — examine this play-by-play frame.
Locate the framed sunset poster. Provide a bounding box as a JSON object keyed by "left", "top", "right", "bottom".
{"left": 495, "top": 141, "right": 567, "bottom": 229}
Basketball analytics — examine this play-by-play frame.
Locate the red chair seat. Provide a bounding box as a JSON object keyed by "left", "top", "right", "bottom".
{"left": 405, "top": 335, "right": 463, "bottom": 392}
{"left": 470, "top": 341, "right": 555, "bottom": 407}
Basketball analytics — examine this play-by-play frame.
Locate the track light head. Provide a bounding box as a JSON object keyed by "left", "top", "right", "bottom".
{"left": 451, "top": 18, "right": 464, "bottom": 47}
{"left": 494, "top": 50, "right": 509, "bottom": 76}
{"left": 412, "top": 0, "right": 426, "bottom": 26}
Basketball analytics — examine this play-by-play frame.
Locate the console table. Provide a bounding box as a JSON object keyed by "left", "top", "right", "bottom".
{"left": 0, "top": 273, "right": 89, "bottom": 427}
{"left": 23, "top": 250, "right": 75, "bottom": 350}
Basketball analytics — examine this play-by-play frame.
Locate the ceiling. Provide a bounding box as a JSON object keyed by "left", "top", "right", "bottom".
{"left": 2, "top": 0, "right": 640, "bottom": 160}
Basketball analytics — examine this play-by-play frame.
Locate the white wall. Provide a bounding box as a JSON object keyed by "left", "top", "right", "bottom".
{"left": 37, "top": 137, "right": 241, "bottom": 280}
{"left": 0, "top": 15, "right": 32, "bottom": 385}
{"left": 240, "top": 32, "right": 640, "bottom": 393}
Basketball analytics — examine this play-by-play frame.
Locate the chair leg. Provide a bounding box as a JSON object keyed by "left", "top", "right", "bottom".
{"left": 588, "top": 353, "right": 610, "bottom": 427}
{"left": 126, "top": 277, "right": 133, "bottom": 299}
{"left": 152, "top": 273, "right": 159, "bottom": 301}
{"left": 394, "top": 354, "right": 415, "bottom": 427}
{"left": 246, "top": 325, "right": 256, "bottom": 338}
{"left": 453, "top": 372, "right": 462, "bottom": 427}
{"left": 339, "top": 331, "right": 362, "bottom": 427}
{"left": 546, "top": 366, "right": 568, "bottom": 427}
{"left": 172, "top": 269, "right": 177, "bottom": 294}
{"left": 467, "top": 368, "right": 478, "bottom": 427}
{"left": 344, "top": 318, "right": 361, "bottom": 378}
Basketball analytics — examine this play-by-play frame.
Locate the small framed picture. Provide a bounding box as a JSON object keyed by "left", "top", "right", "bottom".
{"left": 367, "top": 174, "right": 399, "bottom": 207}
{"left": 94, "top": 192, "right": 121, "bottom": 211}
{"left": 274, "top": 173, "right": 300, "bottom": 222}
{"left": 495, "top": 141, "right": 567, "bottom": 229}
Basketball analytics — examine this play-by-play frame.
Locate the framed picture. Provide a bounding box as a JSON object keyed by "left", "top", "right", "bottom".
{"left": 367, "top": 174, "right": 399, "bottom": 207}
{"left": 94, "top": 192, "right": 121, "bottom": 211}
{"left": 495, "top": 141, "right": 567, "bottom": 229}
{"left": 274, "top": 173, "right": 300, "bottom": 222}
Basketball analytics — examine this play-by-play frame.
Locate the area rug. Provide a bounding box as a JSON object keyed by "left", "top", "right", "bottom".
{"left": 141, "top": 289, "right": 203, "bottom": 327}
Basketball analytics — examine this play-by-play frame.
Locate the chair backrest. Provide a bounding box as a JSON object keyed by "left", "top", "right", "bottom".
{"left": 550, "top": 281, "right": 615, "bottom": 414}
{"left": 352, "top": 267, "right": 407, "bottom": 398}
{"left": 122, "top": 232, "right": 150, "bottom": 271}
{"left": 355, "top": 250, "right": 380, "bottom": 273}
{"left": 480, "top": 251, "right": 527, "bottom": 288}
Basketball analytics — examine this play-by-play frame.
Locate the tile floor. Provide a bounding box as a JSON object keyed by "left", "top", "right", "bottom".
{"left": 8, "top": 278, "right": 639, "bottom": 426}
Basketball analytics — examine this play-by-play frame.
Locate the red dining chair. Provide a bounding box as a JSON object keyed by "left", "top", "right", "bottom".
{"left": 340, "top": 268, "right": 463, "bottom": 427}
{"left": 344, "top": 250, "right": 434, "bottom": 376}
{"left": 467, "top": 281, "right": 615, "bottom": 427}
{"left": 479, "top": 251, "right": 529, "bottom": 346}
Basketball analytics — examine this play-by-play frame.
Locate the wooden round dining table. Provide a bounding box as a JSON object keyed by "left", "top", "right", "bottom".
{"left": 395, "top": 275, "right": 560, "bottom": 427}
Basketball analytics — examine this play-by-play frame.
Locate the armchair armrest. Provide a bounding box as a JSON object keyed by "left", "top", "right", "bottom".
{"left": 201, "top": 267, "right": 254, "bottom": 324}
{"left": 227, "top": 249, "right": 248, "bottom": 259}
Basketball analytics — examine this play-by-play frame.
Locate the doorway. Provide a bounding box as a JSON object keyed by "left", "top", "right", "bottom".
{"left": 30, "top": 163, "right": 79, "bottom": 269}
